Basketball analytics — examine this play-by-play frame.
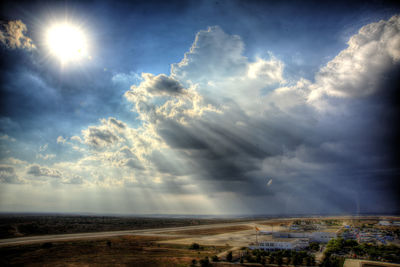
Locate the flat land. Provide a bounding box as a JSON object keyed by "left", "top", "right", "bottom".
{"left": 0, "top": 214, "right": 248, "bottom": 239}
{"left": 1, "top": 215, "right": 399, "bottom": 266}
{"left": 0, "top": 235, "right": 230, "bottom": 266}
{"left": 0, "top": 219, "right": 258, "bottom": 266}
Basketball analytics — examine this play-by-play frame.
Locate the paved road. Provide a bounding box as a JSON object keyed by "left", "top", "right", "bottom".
{"left": 0, "top": 220, "right": 256, "bottom": 246}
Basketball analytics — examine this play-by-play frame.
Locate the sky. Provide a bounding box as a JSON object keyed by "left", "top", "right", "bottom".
{"left": 0, "top": 0, "right": 399, "bottom": 216}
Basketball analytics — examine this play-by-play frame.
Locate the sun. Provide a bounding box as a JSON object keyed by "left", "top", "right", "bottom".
{"left": 46, "top": 23, "right": 87, "bottom": 63}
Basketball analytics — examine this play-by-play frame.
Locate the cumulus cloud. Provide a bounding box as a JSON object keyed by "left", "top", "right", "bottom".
{"left": 0, "top": 165, "right": 24, "bottom": 184}
{"left": 27, "top": 165, "right": 62, "bottom": 178}
{"left": 57, "top": 136, "right": 67, "bottom": 144}
{"left": 102, "top": 117, "right": 127, "bottom": 131}
{"left": 171, "top": 26, "right": 247, "bottom": 83}
{"left": 170, "top": 26, "right": 286, "bottom": 111}
{"left": 137, "top": 73, "right": 184, "bottom": 95}
{"left": 53, "top": 15, "right": 400, "bottom": 213}
{"left": 309, "top": 15, "right": 400, "bottom": 103}
{"left": 82, "top": 125, "right": 121, "bottom": 148}
{"left": 125, "top": 74, "right": 219, "bottom": 124}
{"left": 0, "top": 20, "right": 36, "bottom": 50}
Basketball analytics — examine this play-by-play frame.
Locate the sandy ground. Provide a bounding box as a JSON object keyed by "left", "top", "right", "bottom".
{"left": 158, "top": 224, "right": 288, "bottom": 247}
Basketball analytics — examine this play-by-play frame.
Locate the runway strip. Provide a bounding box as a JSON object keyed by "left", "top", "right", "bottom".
{"left": 0, "top": 220, "right": 257, "bottom": 246}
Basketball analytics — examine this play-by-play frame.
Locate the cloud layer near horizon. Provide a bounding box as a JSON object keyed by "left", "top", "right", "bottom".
{"left": 1, "top": 15, "right": 399, "bottom": 215}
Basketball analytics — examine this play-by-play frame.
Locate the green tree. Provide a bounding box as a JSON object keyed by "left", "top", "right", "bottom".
{"left": 309, "top": 242, "right": 320, "bottom": 251}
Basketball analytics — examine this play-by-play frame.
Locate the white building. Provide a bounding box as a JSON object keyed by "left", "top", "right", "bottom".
{"left": 251, "top": 238, "right": 309, "bottom": 251}
{"left": 378, "top": 221, "right": 391, "bottom": 226}
{"left": 272, "top": 231, "right": 337, "bottom": 243}
{"left": 311, "top": 232, "right": 337, "bottom": 243}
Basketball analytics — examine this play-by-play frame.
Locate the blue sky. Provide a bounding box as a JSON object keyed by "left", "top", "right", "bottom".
{"left": 0, "top": 0, "right": 399, "bottom": 215}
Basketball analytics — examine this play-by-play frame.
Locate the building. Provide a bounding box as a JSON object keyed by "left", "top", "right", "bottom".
{"left": 378, "top": 221, "right": 391, "bottom": 226}
{"left": 311, "top": 232, "right": 337, "bottom": 242}
{"left": 250, "top": 238, "right": 309, "bottom": 251}
{"left": 272, "top": 231, "right": 337, "bottom": 243}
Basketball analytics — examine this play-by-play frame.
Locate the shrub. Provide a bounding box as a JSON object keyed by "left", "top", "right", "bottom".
{"left": 227, "top": 251, "right": 233, "bottom": 262}
{"left": 189, "top": 243, "right": 201, "bottom": 250}
{"left": 42, "top": 242, "right": 53, "bottom": 249}
{"left": 200, "top": 257, "right": 211, "bottom": 267}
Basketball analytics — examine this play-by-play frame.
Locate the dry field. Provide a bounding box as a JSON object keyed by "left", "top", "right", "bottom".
{"left": 0, "top": 235, "right": 230, "bottom": 266}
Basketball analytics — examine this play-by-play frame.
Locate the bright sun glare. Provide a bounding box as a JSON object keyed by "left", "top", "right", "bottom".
{"left": 46, "top": 23, "right": 87, "bottom": 63}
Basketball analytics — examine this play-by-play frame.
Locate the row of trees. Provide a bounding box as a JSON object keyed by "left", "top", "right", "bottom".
{"left": 240, "top": 249, "right": 316, "bottom": 266}
{"left": 325, "top": 237, "right": 400, "bottom": 263}
{"left": 321, "top": 238, "right": 400, "bottom": 267}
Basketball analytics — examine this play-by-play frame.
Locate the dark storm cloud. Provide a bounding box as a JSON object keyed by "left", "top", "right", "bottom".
{"left": 147, "top": 150, "right": 190, "bottom": 176}
{"left": 157, "top": 120, "right": 208, "bottom": 150}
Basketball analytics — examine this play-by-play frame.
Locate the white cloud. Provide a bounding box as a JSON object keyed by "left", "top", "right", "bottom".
{"left": 309, "top": 15, "right": 400, "bottom": 103}
{"left": 0, "top": 20, "right": 36, "bottom": 50}
{"left": 82, "top": 125, "right": 122, "bottom": 148}
{"left": 57, "top": 136, "right": 67, "bottom": 144}
{"left": 39, "top": 143, "right": 48, "bottom": 152}
{"left": 170, "top": 26, "right": 286, "bottom": 112}
{"left": 27, "top": 164, "right": 62, "bottom": 178}
{"left": 171, "top": 26, "right": 247, "bottom": 84}
{"left": 0, "top": 165, "right": 24, "bottom": 184}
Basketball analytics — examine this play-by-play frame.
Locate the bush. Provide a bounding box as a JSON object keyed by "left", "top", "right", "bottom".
{"left": 41, "top": 242, "right": 53, "bottom": 249}
{"left": 200, "top": 257, "right": 211, "bottom": 267}
{"left": 309, "top": 242, "right": 320, "bottom": 251}
{"left": 227, "top": 251, "right": 233, "bottom": 262}
{"left": 189, "top": 243, "right": 201, "bottom": 250}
